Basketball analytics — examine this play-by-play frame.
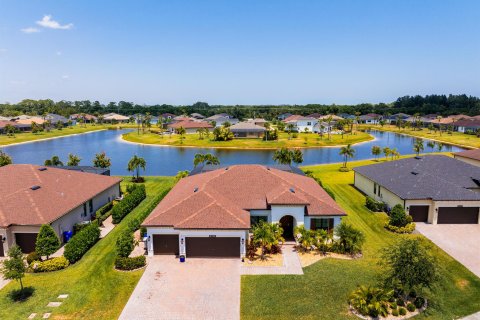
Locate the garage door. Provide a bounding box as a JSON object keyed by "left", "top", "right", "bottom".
{"left": 409, "top": 206, "right": 429, "bottom": 222}
{"left": 438, "top": 207, "right": 479, "bottom": 224}
{"left": 15, "top": 233, "right": 38, "bottom": 253}
{"left": 153, "top": 234, "right": 179, "bottom": 255}
{"left": 186, "top": 237, "right": 240, "bottom": 258}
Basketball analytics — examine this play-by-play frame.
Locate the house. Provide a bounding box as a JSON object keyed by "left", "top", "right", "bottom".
{"left": 353, "top": 155, "right": 480, "bottom": 224}
{"left": 206, "top": 114, "right": 239, "bottom": 127}
{"left": 358, "top": 113, "right": 382, "bottom": 124}
{"left": 167, "top": 120, "right": 213, "bottom": 134}
{"left": 454, "top": 149, "right": 480, "bottom": 167}
{"left": 0, "top": 165, "right": 121, "bottom": 255}
{"left": 46, "top": 113, "right": 69, "bottom": 125}
{"left": 16, "top": 117, "right": 45, "bottom": 126}
{"left": 160, "top": 113, "right": 176, "bottom": 120}
{"left": 277, "top": 113, "right": 292, "bottom": 121}
{"left": 385, "top": 113, "right": 410, "bottom": 124}
{"left": 53, "top": 166, "right": 112, "bottom": 176}
{"left": 448, "top": 114, "right": 473, "bottom": 121}
{"left": 0, "top": 120, "right": 30, "bottom": 133}
{"left": 307, "top": 113, "right": 323, "bottom": 119}
{"left": 142, "top": 165, "right": 345, "bottom": 258}
{"left": 454, "top": 119, "right": 480, "bottom": 133}
{"left": 246, "top": 118, "right": 267, "bottom": 126}
{"left": 284, "top": 116, "right": 320, "bottom": 133}
{"left": 0, "top": 116, "right": 11, "bottom": 121}
{"left": 70, "top": 114, "right": 97, "bottom": 123}
{"left": 318, "top": 114, "right": 344, "bottom": 122}
{"left": 229, "top": 121, "right": 266, "bottom": 138}
{"left": 339, "top": 113, "right": 356, "bottom": 120}
{"left": 103, "top": 113, "right": 130, "bottom": 123}
{"left": 190, "top": 113, "right": 205, "bottom": 120}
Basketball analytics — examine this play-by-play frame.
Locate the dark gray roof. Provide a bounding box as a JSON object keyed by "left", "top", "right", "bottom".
{"left": 354, "top": 155, "right": 480, "bottom": 201}
{"left": 53, "top": 166, "right": 111, "bottom": 176}
{"left": 189, "top": 164, "right": 305, "bottom": 176}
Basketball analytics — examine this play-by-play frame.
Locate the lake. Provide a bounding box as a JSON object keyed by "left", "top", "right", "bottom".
{"left": 2, "top": 130, "right": 464, "bottom": 176}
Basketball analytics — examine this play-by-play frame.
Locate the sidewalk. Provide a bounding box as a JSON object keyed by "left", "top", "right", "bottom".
{"left": 240, "top": 244, "right": 303, "bottom": 275}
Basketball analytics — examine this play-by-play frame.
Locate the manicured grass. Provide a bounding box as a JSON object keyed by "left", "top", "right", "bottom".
{"left": 360, "top": 124, "right": 480, "bottom": 148}
{"left": 241, "top": 157, "right": 480, "bottom": 320}
{"left": 0, "top": 177, "right": 175, "bottom": 320}
{"left": 122, "top": 130, "right": 373, "bottom": 149}
{"left": 0, "top": 124, "right": 137, "bottom": 146}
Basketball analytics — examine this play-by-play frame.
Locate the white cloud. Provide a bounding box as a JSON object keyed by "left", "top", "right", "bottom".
{"left": 56, "top": 51, "right": 62, "bottom": 56}
{"left": 21, "top": 27, "right": 41, "bottom": 34}
{"left": 37, "top": 15, "right": 73, "bottom": 30}
{"left": 61, "top": 75, "right": 70, "bottom": 79}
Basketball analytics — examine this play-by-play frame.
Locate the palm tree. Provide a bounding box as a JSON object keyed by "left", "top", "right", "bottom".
{"left": 251, "top": 221, "right": 284, "bottom": 260}
{"left": 436, "top": 116, "right": 443, "bottom": 136}
{"left": 175, "top": 126, "right": 186, "bottom": 144}
{"left": 383, "top": 147, "right": 391, "bottom": 161}
{"left": 44, "top": 156, "right": 63, "bottom": 166}
{"left": 273, "top": 147, "right": 292, "bottom": 165}
{"left": 286, "top": 123, "right": 295, "bottom": 139}
{"left": 371, "top": 145, "right": 381, "bottom": 161}
{"left": 127, "top": 155, "right": 147, "bottom": 181}
{"left": 437, "top": 142, "right": 444, "bottom": 152}
{"left": 67, "top": 153, "right": 81, "bottom": 166}
{"left": 264, "top": 122, "right": 271, "bottom": 141}
{"left": 413, "top": 139, "right": 424, "bottom": 157}
{"left": 193, "top": 153, "right": 220, "bottom": 167}
{"left": 196, "top": 128, "right": 204, "bottom": 140}
{"left": 349, "top": 285, "right": 392, "bottom": 318}
{"left": 339, "top": 144, "right": 355, "bottom": 168}
{"left": 427, "top": 141, "right": 435, "bottom": 152}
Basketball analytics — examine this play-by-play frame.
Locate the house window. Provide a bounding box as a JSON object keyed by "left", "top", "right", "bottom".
{"left": 307, "top": 122, "right": 312, "bottom": 126}
{"left": 377, "top": 185, "right": 381, "bottom": 197}
{"left": 311, "top": 218, "right": 334, "bottom": 232}
{"left": 250, "top": 216, "right": 268, "bottom": 227}
{"left": 89, "top": 199, "right": 93, "bottom": 213}
{"left": 373, "top": 183, "right": 377, "bottom": 194}
{"left": 82, "top": 203, "right": 87, "bottom": 217}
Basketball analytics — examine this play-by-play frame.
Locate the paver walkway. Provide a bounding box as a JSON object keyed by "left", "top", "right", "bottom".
{"left": 119, "top": 256, "right": 241, "bottom": 320}
{"left": 240, "top": 244, "right": 303, "bottom": 275}
{"left": 100, "top": 216, "right": 115, "bottom": 238}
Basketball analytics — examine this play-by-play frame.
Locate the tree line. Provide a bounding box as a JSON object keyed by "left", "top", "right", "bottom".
{"left": 1, "top": 94, "right": 479, "bottom": 119}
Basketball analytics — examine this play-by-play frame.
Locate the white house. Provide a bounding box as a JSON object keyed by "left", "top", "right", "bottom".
{"left": 284, "top": 116, "right": 320, "bottom": 133}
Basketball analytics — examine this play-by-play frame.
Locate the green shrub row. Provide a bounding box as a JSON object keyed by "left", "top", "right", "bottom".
{"left": 64, "top": 221, "right": 101, "bottom": 263}
{"left": 112, "top": 184, "right": 146, "bottom": 224}
{"left": 366, "top": 196, "right": 385, "bottom": 212}
{"left": 95, "top": 201, "right": 114, "bottom": 222}
{"left": 31, "top": 256, "right": 69, "bottom": 273}
{"left": 385, "top": 222, "right": 416, "bottom": 234}
{"left": 115, "top": 256, "right": 146, "bottom": 271}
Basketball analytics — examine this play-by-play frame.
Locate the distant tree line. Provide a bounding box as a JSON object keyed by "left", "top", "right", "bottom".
{"left": 1, "top": 94, "right": 479, "bottom": 119}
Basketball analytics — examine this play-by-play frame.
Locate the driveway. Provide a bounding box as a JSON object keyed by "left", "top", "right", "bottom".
{"left": 416, "top": 223, "right": 480, "bottom": 278}
{"left": 119, "top": 256, "right": 241, "bottom": 320}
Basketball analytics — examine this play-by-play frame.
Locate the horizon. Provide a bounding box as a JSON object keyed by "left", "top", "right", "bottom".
{"left": 1, "top": 1, "right": 480, "bottom": 105}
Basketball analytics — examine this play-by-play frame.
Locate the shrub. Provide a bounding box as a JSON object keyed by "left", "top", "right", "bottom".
{"left": 391, "top": 309, "right": 399, "bottom": 316}
{"left": 414, "top": 297, "right": 426, "bottom": 309}
{"left": 31, "top": 256, "right": 69, "bottom": 273}
{"left": 408, "top": 290, "right": 417, "bottom": 298}
{"left": 389, "top": 204, "right": 412, "bottom": 227}
{"left": 338, "top": 167, "right": 350, "bottom": 172}
{"left": 26, "top": 252, "right": 41, "bottom": 265}
{"left": 390, "top": 302, "right": 397, "bottom": 309}
{"left": 95, "top": 201, "right": 113, "bottom": 222}
{"left": 333, "top": 222, "right": 365, "bottom": 255}
{"left": 246, "top": 239, "right": 257, "bottom": 260}
{"left": 116, "top": 232, "right": 135, "bottom": 258}
{"left": 112, "top": 184, "right": 146, "bottom": 224}
{"left": 292, "top": 133, "right": 298, "bottom": 138}
{"left": 73, "top": 222, "right": 91, "bottom": 234}
{"left": 407, "top": 303, "right": 416, "bottom": 312}
{"left": 366, "top": 196, "right": 384, "bottom": 212}
{"left": 399, "top": 307, "right": 407, "bottom": 316}
{"left": 35, "top": 224, "right": 60, "bottom": 259}
{"left": 349, "top": 285, "right": 392, "bottom": 318}
{"left": 397, "top": 298, "right": 405, "bottom": 306}
{"left": 115, "top": 256, "right": 146, "bottom": 270}
{"left": 64, "top": 222, "right": 101, "bottom": 263}
{"left": 385, "top": 222, "right": 416, "bottom": 234}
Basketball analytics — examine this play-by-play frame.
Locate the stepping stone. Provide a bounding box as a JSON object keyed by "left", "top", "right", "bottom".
{"left": 28, "top": 313, "right": 37, "bottom": 319}
{"left": 57, "top": 294, "right": 68, "bottom": 299}
{"left": 47, "top": 302, "right": 62, "bottom": 307}
{"left": 42, "top": 314, "right": 51, "bottom": 319}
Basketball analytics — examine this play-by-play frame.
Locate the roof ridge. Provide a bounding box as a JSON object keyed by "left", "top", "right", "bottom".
{"left": 175, "top": 197, "right": 217, "bottom": 226}
{"left": 203, "top": 189, "right": 249, "bottom": 226}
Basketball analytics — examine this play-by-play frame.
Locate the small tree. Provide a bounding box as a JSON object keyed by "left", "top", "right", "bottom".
{"left": 426, "top": 141, "right": 435, "bottom": 152}
{"left": 193, "top": 153, "right": 220, "bottom": 167}
{"left": 1, "top": 245, "right": 26, "bottom": 291}
{"left": 388, "top": 204, "right": 411, "bottom": 227}
{"left": 67, "top": 153, "right": 81, "bottom": 166}
{"left": 334, "top": 222, "right": 365, "bottom": 255}
{"left": 339, "top": 144, "right": 355, "bottom": 168}
{"left": 93, "top": 152, "right": 111, "bottom": 168}
{"left": 35, "top": 224, "right": 60, "bottom": 259}
{"left": 116, "top": 232, "right": 135, "bottom": 258}
{"left": 383, "top": 147, "right": 391, "bottom": 161}
{"left": 0, "top": 149, "right": 12, "bottom": 167}
{"left": 272, "top": 148, "right": 303, "bottom": 165}
{"left": 413, "top": 139, "right": 424, "bottom": 156}
{"left": 44, "top": 155, "right": 63, "bottom": 166}
{"left": 175, "top": 126, "right": 186, "bottom": 143}
{"left": 127, "top": 155, "right": 147, "bottom": 181}
{"left": 292, "top": 148, "right": 303, "bottom": 165}
{"left": 371, "top": 145, "right": 381, "bottom": 161}
{"left": 175, "top": 170, "right": 189, "bottom": 181}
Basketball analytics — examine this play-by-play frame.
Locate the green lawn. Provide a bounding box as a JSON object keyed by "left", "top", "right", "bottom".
{"left": 241, "top": 158, "right": 480, "bottom": 319}
{"left": 0, "top": 124, "right": 137, "bottom": 147}
{"left": 360, "top": 124, "right": 480, "bottom": 149}
{"left": 122, "top": 130, "right": 373, "bottom": 149}
{"left": 0, "top": 177, "right": 175, "bottom": 320}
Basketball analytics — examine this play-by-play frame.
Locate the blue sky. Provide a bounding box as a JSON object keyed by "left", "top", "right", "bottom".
{"left": 0, "top": 0, "right": 479, "bottom": 105}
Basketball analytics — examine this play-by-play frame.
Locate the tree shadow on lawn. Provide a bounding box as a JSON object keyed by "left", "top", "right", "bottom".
{"left": 7, "top": 286, "right": 35, "bottom": 302}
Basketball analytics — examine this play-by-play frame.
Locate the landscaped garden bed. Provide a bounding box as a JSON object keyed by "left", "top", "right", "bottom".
{"left": 243, "top": 247, "right": 283, "bottom": 267}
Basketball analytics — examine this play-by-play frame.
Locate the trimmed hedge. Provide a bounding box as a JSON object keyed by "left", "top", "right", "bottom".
{"left": 112, "top": 184, "right": 146, "bottom": 224}
{"left": 95, "top": 201, "right": 114, "bottom": 222}
{"left": 385, "top": 222, "right": 416, "bottom": 234}
{"left": 366, "top": 196, "right": 385, "bottom": 212}
{"left": 116, "top": 232, "right": 135, "bottom": 258}
{"left": 64, "top": 221, "right": 101, "bottom": 263}
{"left": 115, "top": 256, "right": 146, "bottom": 270}
{"left": 31, "top": 256, "right": 69, "bottom": 273}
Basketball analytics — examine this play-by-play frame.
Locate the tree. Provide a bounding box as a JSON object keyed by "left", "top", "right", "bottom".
{"left": 326, "top": 115, "right": 333, "bottom": 140}
{"left": 381, "top": 238, "right": 438, "bottom": 293}
{"left": 436, "top": 116, "right": 443, "bottom": 136}
{"left": 175, "top": 126, "right": 186, "bottom": 143}
{"left": 264, "top": 122, "right": 271, "bottom": 141}
{"left": 292, "top": 148, "right": 303, "bottom": 165}
{"left": 413, "top": 139, "right": 424, "bottom": 156}
{"left": 0, "top": 150, "right": 12, "bottom": 167}
{"left": 251, "top": 221, "right": 284, "bottom": 260}
{"left": 56, "top": 121, "right": 63, "bottom": 130}
{"left": 339, "top": 144, "right": 355, "bottom": 168}
{"left": 286, "top": 123, "right": 295, "bottom": 139}
{"left": 93, "top": 152, "right": 111, "bottom": 168}
{"left": 383, "top": 147, "right": 391, "bottom": 161}
{"left": 5, "top": 124, "right": 17, "bottom": 137}
{"left": 388, "top": 204, "right": 411, "bottom": 227}
{"left": 1, "top": 245, "right": 26, "bottom": 292}
{"left": 175, "top": 170, "right": 189, "bottom": 181}
{"left": 35, "top": 224, "right": 60, "bottom": 259}
{"left": 349, "top": 285, "right": 392, "bottom": 318}
{"left": 212, "top": 127, "right": 233, "bottom": 141}
{"left": 193, "top": 153, "right": 220, "bottom": 167}
{"left": 66, "top": 153, "right": 81, "bottom": 166}
{"left": 426, "top": 141, "right": 435, "bottom": 151}
{"left": 272, "top": 148, "right": 303, "bottom": 165}
{"left": 371, "top": 145, "right": 381, "bottom": 161}
{"left": 127, "top": 155, "right": 147, "bottom": 180}
{"left": 334, "top": 222, "right": 365, "bottom": 255}
{"left": 437, "top": 142, "right": 444, "bottom": 152}
{"left": 44, "top": 155, "right": 63, "bottom": 166}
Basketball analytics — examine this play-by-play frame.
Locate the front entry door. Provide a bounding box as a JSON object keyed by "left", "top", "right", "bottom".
{"left": 279, "top": 215, "right": 294, "bottom": 240}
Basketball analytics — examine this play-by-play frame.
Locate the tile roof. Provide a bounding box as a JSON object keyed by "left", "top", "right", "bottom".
{"left": 0, "top": 164, "right": 121, "bottom": 228}
{"left": 454, "top": 149, "right": 480, "bottom": 162}
{"left": 354, "top": 155, "right": 480, "bottom": 201}
{"left": 229, "top": 121, "right": 266, "bottom": 132}
{"left": 454, "top": 119, "right": 480, "bottom": 128}
{"left": 143, "top": 165, "right": 345, "bottom": 229}
{"left": 167, "top": 120, "right": 213, "bottom": 129}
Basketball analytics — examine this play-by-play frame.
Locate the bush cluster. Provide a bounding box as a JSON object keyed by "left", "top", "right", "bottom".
{"left": 414, "top": 297, "right": 426, "bottom": 309}
{"left": 365, "top": 196, "right": 385, "bottom": 212}
{"left": 386, "top": 204, "right": 416, "bottom": 233}
{"left": 399, "top": 307, "right": 407, "bottom": 316}
{"left": 95, "top": 201, "right": 114, "bottom": 222}
{"left": 31, "top": 256, "right": 69, "bottom": 273}
{"left": 407, "top": 303, "right": 416, "bottom": 312}
{"left": 385, "top": 222, "right": 416, "bottom": 234}
{"left": 73, "top": 222, "right": 91, "bottom": 234}
{"left": 64, "top": 221, "right": 101, "bottom": 263}
{"left": 26, "top": 252, "right": 41, "bottom": 265}
{"left": 115, "top": 256, "right": 146, "bottom": 270}
{"left": 112, "top": 184, "right": 146, "bottom": 224}
{"left": 116, "top": 232, "right": 135, "bottom": 258}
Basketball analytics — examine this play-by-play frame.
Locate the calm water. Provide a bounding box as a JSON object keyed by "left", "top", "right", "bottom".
{"left": 2, "top": 130, "right": 464, "bottom": 176}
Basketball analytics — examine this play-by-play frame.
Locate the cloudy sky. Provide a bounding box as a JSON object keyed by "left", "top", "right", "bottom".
{"left": 0, "top": 0, "right": 479, "bottom": 105}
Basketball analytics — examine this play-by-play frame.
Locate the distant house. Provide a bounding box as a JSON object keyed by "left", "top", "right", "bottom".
{"left": 229, "top": 121, "right": 266, "bottom": 138}
{"left": 277, "top": 113, "right": 292, "bottom": 121}
{"left": 354, "top": 155, "right": 480, "bottom": 224}
{"left": 206, "top": 115, "right": 239, "bottom": 127}
{"left": 0, "top": 165, "right": 121, "bottom": 255}
{"left": 70, "top": 114, "right": 97, "bottom": 123}
{"left": 284, "top": 115, "right": 322, "bottom": 133}
{"left": 455, "top": 119, "right": 480, "bottom": 133}
{"left": 46, "top": 113, "right": 69, "bottom": 125}
{"left": 190, "top": 113, "right": 205, "bottom": 120}
{"left": 385, "top": 113, "right": 410, "bottom": 124}
{"left": 167, "top": 120, "right": 213, "bottom": 134}
{"left": 307, "top": 113, "right": 323, "bottom": 119}
{"left": 103, "top": 113, "right": 130, "bottom": 123}
{"left": 318, "top": 114, "right": 344, "bottom": 122}
{"left": 454, "top": 149, "right": 480, "bottom": 167}
{"left": 160, "top": 113, "right": 176, "bottom": 120}
{"left": 246, "top": 118, "right": 267, "bottom": 126}
{"left": 358, "top": 113, "right": 382, "bottom": 124}
{"left": 0, "top": 120, "right": 30, "bottom": 133}
{"left": 16, "top": 117, "right": 45, "bottom": 126}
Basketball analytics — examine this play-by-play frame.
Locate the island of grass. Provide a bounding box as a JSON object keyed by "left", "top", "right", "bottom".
{"left": 122, "top": 130, "right": 373, "bottom": 149}
{"left": 360, "top": 124, "right": 480, "bottom": 149}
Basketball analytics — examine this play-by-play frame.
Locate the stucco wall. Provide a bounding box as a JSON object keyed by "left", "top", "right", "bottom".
{"left": 454, "top": 155, "right": 480, "bottom": 167}
{"left": 270, "top": 205, "right": 305, "bottom": 228}
{"left": 354, "top": 172, "right": 403, "bottom": 209}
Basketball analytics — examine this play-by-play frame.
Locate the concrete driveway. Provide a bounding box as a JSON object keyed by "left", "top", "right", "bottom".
{"left": 119, "top": 256, "right": 241, "bottom": 320}
{"left": 416, "top": 223, "right": 480, "bottom": 278}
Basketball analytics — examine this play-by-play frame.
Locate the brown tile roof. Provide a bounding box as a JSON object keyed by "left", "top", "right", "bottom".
{"left": 454, "top": 148, "right": 480, "bottom": 161}
{"left": 143, "top": 165, "right": 345, "bottom": 229}
{"left": 168, "top": 120, "right": 213, "bottom": 129}
{"left": 0, "top": 165, "right": 121, "bottom": 228}
{"left": 282, "top": 115, "right": 303, "bottom": 122}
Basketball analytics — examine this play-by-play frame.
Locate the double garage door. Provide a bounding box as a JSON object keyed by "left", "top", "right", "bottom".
{"left": 152, "top": 235, "right": 240, "bottom": 258}
{"left": 409, "top": 205, "right": 479, "bottom": 224}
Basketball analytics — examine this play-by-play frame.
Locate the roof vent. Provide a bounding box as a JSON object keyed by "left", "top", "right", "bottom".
{"left": 411, "top": 171, "right": 419, "bottom": 175}
{"left": 225, "top": 167, "right": 229, "bottom": 170}
{"left": 290, "top": 187, "right": 295, "bottom": 193}
{"left": 38, "top": 167, "right": 47, "bottom": 171}
{"left": 193, "top": 187, "right": 199, "bottom": 193}
{"left": 30, "top": 185, "right": 41, "bottom": 190}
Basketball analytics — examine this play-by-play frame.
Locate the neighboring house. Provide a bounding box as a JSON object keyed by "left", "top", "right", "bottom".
{"left": 0, "top": 120, "right": 30, "bottom": 133}
{"left": 448, "top": 114, "right": 473, "bottom": 121}
{"left": 46, "top": 113, "right": 69, "bottom": 125}
{"left": 246, "top": 118, "right": 267, "bottom": 126}
{"left": 167, "top": 120, "right": 213, "bottom": 134}
{"left": 160, "top": 113, "right": 176, "bottom": 120}
{"left": 103, "top": 113, "right": 130, "bottom": 123}
{"left": 339, "top": 113, "right": 356, "bottom": 120}
{"left": 318, "top": 114, "right": 344, "bottom": 123}
{"left": 454, "top": 119, "right": 480, "bottom": 133}
{"left": 143, "top": 165, "right": 346, "bottom": 259}
{"left": 229, "top": 121, "right": 266, "bottom": 138}
{"left": 358, "top": 113, "right": 382, "bottom": 124}
{"left": 307, "top": 113, "right": 323, "bottom": 119}
{"left": 0, "top": 116, "right": 10, "bottom": 121}
{"left": 70, "top": 114, "right": 97, "bottom": 123}
{"left": 277, "top": 113, "right": 292, "bottom": 121}
{"left": 385, "top": 113, "right": 410, "bottom": 124}
{"left": 190, "top": 113, "right": 205, "bottom": 120}
{"left": 0, "top": 165, "right": 121, "bottom": 255}
{"left": 285, "top": 116, "right": 320, "bottom": 133}
{"left": 354, "top": 155, "right": 480, "bottom": 225}
{"left": 454, "top": 149, "right": 480, "bottom": 167}
{"left": 16, "top": 117, "right": 45, "bottom": 126}
{"left": 209, "top": 116, "right": 239, "bottom": 127}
